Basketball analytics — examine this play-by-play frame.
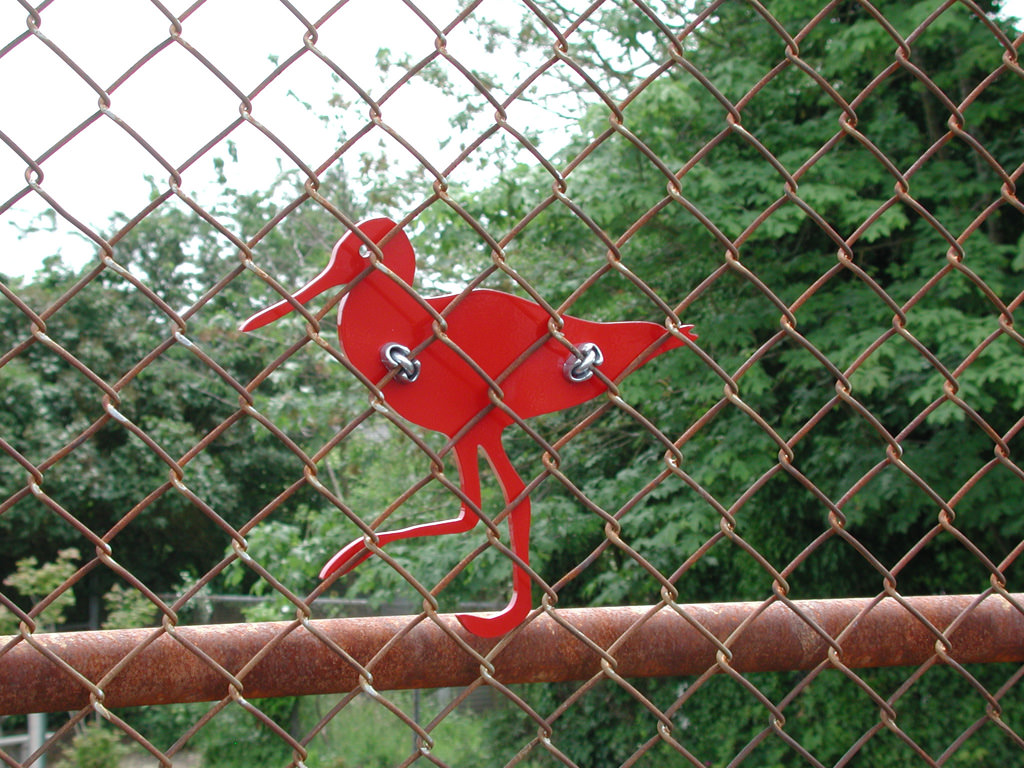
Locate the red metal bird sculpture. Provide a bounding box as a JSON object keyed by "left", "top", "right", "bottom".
{"left": 241, "top": 218, "right": 694, "bottom": 636}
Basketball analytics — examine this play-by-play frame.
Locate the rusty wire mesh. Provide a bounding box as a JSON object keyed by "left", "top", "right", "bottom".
{"left": 2, "top": 0, "right": 1024, "bottom": 765}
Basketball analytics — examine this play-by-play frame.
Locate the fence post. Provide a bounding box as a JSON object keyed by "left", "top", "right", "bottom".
{"left": 27, "top": 712, "right": 45, "bottom": 768}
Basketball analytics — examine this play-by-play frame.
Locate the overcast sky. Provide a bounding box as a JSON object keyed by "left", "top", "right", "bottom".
{"left": 0, "top": 0, "right": 524, "bottom": 277}
{"left": 1, "top": 0, "right": 1022, "bottom": 280}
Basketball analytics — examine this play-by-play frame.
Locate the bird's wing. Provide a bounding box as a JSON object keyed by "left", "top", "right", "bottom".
{"left": 437, "top": 290, "right": 688, "bottom": 421}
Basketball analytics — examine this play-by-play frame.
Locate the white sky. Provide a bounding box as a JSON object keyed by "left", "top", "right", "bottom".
{"left": 1, "top": 0, "right": 1023, "bottom": 280}
{"left": 0, "top": 0, "right": 564, "bottom": 278}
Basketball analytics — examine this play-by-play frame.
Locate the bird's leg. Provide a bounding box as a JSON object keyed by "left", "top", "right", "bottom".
{"left": 319, "top": 440, "right": 483, "bottom": 580}
{"left": 456, "top": 431, "right": 533, "bottom": 637}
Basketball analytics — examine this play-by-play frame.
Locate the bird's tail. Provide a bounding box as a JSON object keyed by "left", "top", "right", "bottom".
{"left": 624, "top": 322, "right": 696, "bottom": 379}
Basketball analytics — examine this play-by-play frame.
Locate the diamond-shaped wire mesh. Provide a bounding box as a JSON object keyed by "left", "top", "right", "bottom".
{"left": 1, "top": 0, "right": 1023, "bottom": 766}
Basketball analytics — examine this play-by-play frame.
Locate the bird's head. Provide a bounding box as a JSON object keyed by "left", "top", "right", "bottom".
{"left": 240, "top": 217, "right": 412, "bottom": 332}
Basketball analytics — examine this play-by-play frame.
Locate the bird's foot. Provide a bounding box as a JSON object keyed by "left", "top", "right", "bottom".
{"left": 319, "top": 538, "right": 374, "bottom": 580}
{"left": 456, "top": 591, "right": 532, "bottom": 638}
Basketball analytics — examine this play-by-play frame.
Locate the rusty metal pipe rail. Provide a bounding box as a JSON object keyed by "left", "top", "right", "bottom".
{"left": 2, "top": 594, "right": 1021, "bottom": 716}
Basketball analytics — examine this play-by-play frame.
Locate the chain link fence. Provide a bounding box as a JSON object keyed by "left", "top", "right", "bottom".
{"left": 2, "top": 0, "right": 1023, "bottom": 765}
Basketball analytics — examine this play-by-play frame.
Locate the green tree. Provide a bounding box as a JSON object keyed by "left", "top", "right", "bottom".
{"left": 417, "top": 0, "right": 1024, "bottom": 606}
{"left": 0, "top": 160, "right": 409, "bottom": 613}
{"left": 0, "top": 547, "right": 80, "bottom": 633}
{"left": 406, "top": 1, "right": 1024, "bottom": 764}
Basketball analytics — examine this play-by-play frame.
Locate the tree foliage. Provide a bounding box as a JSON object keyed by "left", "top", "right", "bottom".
{"left": 414, "top": 0, "right": 1024, "bottom": 610}
{"left": 0, "top": 164, "right": 387, "bottom": 600}
{"left": 419, "top": 1, "right": 1024, "bottom": 762}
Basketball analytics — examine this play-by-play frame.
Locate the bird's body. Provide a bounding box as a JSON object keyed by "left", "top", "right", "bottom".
{"left": 342, "top": 284, "right": 682, "bottom": 433}
{"left": 242, "top": 218, "right": 694, "bottom": 636}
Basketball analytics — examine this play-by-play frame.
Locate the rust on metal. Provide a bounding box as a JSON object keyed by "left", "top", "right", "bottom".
{"left": 1, "top": 593, "right": 1021, "bottom": 716}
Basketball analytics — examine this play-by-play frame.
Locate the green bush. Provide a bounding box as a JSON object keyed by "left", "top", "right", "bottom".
{"left": 54, "top": 721, "right": 131, "bottom": 768}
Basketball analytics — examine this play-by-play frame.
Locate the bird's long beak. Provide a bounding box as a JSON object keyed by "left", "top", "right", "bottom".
{"left": 239, "top": 245, "right": 345, "bottom": 333}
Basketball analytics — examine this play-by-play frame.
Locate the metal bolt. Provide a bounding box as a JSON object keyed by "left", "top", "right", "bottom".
{"left": 563, "top": 342, "right": 604, "bottom": 382}
{"left": 381, "top": 343, "right": 421, "bottom": 383}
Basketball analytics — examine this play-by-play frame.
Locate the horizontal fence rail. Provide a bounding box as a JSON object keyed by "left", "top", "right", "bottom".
{"left": 3, "top": 594, "right": 1023, "bottom": 716}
